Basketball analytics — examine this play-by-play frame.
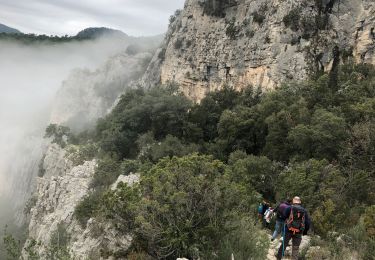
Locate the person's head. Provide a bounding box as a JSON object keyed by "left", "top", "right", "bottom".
{"left": 292, "top": 196, "right": 302, "bottom": 205}
{"left": 286, "top": 198, "right": 292, "bottom": 204}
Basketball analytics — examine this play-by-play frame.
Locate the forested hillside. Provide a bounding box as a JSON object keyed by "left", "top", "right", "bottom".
{"left": 39, "top": 63, "right": 374, "bottom": 259}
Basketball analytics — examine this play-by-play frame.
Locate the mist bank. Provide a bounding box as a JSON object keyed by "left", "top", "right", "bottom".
{"left": 0, "top": 32, "right": 161, "bottom": 228}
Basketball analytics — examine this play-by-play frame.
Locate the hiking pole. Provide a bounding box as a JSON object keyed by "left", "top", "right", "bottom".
{"left": 282, "top": 223, "right": 286, "bottom": 258}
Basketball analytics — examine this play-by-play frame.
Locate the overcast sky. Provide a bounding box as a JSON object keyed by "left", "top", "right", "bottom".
{"left": 0, "top": 0, "right": 185, "bottom": 36}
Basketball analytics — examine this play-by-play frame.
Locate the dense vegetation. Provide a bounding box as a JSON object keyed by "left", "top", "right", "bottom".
{"left": 10, "top": 63, "right": 373, "bottom": 259}
{"left": 66, "top": 63, "right": 375, "bottom": 259}
{"left": 0, "top": 27, "right": 125, "bottom": 44}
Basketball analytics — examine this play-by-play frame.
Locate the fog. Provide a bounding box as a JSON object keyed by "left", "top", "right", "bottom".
{"left": 0, "top": 37, "right": 133, "bottom": 228}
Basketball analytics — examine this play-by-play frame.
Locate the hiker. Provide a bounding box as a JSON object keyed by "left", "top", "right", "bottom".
{"left": 271, "top": 199, "right": 292, "bottom": 241}
{"left": 257, "top": 200, "right": 269, "bottom": 226}
{"left": 264, "top": 206, "right": 274, "bottom": 225}
{"left": 276, "top": 196, "right": 310, "bottom": 260}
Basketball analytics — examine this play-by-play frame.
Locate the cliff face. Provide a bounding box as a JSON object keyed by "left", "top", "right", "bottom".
{"left": 144, "top": 0, "right": 375, "bottom": 101}
{"left": 50, "top": 52, "right": 152, "bottom": 132}
{"left": 23, "top": 144, "right": 134, "bottom": 259}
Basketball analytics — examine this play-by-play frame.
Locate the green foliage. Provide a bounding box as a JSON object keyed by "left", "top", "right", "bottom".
{"left": 288, "top": 108, "right": 347, "bottom": 160}
{"left": 200, "top": 0, "right": 230, "bottom": 17}
{"left": 99, "top": 183, "right": 141, "bottom": 233}
{"left": 283, "top": 8, "right": 301, "bottom": 31}
{"left": 218, "top": 217, "right": 269, "bottom": 260}
{"left": 96, "top": 86, "right": 192, "bottom": 158}
{"left": 252, "top": 12, "right": 266, "bottom": 25}
{"left": 74, "top": 191, "right": 103, "bottom": 227}
{"left": 46, "top": 223, "right": 70, "bottom": 260}
{"left": 226, "top": 19, "right": 239, "bottom": 39}
{"left": 69, "top": 64, "right": 375, "bottom": 257}
{"left": 229, "top": 153, "right": 281, "bottom": 199}
{"left": 65, "top": 142, "right": 98, "bottom": 166}
{"left": 2, "top": 226, "right": 21, "bottom": 260}
{"left": 363, "top": 206, "right": 375, "bottom": 238}
{"left": 277, "top": 159, "right": 345, "bottom": 211}
{"left": 44, "top": 124, "right": 72, "bottom": 148}
{"left": 24, "top": 195, "right": 38, "bottom": 215}
{"left": 174, "top": 38, "right": 183, "bottom": 49}
{"left": 100, "top": 154, "right": 259, "bottom": 259}
{"left": 23, "top": 239, "right": 39, "bottom": 260}
{"left": 137, "top": 133, "right": 199, "bottom": 163}
{"left": 188, "top": 86, "right": 241, "bottom": 143}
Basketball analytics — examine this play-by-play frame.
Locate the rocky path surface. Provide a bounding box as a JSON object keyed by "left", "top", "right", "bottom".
{"left": 266, "top": 234, "right": 311, "bottom": 260}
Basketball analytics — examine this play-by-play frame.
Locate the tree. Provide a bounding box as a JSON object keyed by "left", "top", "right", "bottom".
{"left": 229, "top": 153, "right": 281, "bottom": 200}
{"left": 44, "top": 124, "right": 72, "bottom": 148}
{"left": 276, "top": 159, "right": 345, "bottom": 212}
{"left": 102, "top": 154, "right": 259, "bottom": 259}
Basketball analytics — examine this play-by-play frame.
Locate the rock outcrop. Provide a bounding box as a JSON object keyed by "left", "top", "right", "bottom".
{"left": 143, "top": 0, "right": 375, "bottom": 101}
{"left": 50, "top": 52, "right": 152, "bottom": 132}
{"left": 23, "top": 144, "right": 135, "bottom": 259}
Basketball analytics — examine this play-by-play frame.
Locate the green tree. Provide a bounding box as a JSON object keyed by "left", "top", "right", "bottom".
{"left": 102, "top": 154, "right": 259, "bottom": 259}
{"left": 229, "top": 153, "right": 281, "bottom": 200}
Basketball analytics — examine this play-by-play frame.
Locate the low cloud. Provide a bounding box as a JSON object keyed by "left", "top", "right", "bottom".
{"left": 0, "top": 0, "right": 185, "bottom": 36}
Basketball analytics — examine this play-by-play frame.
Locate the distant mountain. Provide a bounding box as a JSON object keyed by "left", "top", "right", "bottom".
{"left": 0, "top": 23, "right": 21, "bottom": 34}
{"left": 75, "top": 27, "right": 128, "bottom": 40}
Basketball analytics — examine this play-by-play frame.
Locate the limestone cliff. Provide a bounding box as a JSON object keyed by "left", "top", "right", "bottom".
{"left": 23, "top": 144, "right": 135, "bottom": 259}
{"left": 143, "top": 0, "right": 375, "bottom": 101}
{"left": 50, "top": 51, "right": 152, "bottom": 132}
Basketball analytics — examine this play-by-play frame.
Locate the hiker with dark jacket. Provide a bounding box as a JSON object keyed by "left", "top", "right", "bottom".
{"left": 276, "top": 196, "right": 311, "bottom": 260}
{"left": 257, "top": 200, "right": 269, "bottom": 227}
{"left": 271, "top": 199, "right": 291, "bottom": 241}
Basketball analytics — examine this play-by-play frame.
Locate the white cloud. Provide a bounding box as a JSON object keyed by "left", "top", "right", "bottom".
{"left": 0, "top": 0, "right": 185, "bottom": 36}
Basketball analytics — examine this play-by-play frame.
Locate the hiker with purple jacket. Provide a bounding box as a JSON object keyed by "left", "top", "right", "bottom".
{"left": 271, "top": 199, "right": 292, "bottom": 241}
{"left": 276, "top": 196, "right": 311, "bottom": 260}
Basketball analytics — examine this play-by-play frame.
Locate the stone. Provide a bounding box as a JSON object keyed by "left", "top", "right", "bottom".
{"left": 110, "top": 173, "right": 140, "bottom": 190}
{"left": 23, "top": 144, "right": 132, "bottom": 259}
{"left": 141, "top": 0, "right": 375, "bottom": 102}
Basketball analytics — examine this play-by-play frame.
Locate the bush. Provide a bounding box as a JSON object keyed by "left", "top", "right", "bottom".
{"left": 101, "top": 154, "right": 259, "bottom": 259}
{"left": 226, "top": 19, "right": 239, "bottom": 39}
{"left": 46, "top": 223, "right": 70, "bottom": 259}
{"left": 283, "top": 8, "right": 301, "bottom": 31}
{"left": 90, "top": 156, "right": 121, "bottom": 189}
{"left": 252, "top": 12, "right": 266, "bottom": 25}
{"left": 201, "top": 0, "right": 230, "bottom": 17}
{"left": 217, "top": 217, "right": 269, "bottom": 260}
{"left": 66, "top": 142, "right": 98, "bottom": 166}
{"left": 44, "top": 124, "right": 72, "bottom": 148}
{"left": 74, "top": 191, "right": 103, "bottom": 227}
{"left": 174, "top": 38, "right": 183, "bottom": 49}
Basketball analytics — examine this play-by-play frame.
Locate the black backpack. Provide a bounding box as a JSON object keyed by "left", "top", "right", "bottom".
{"left": 286, "top": 205, "right": 305, "bottom": 234}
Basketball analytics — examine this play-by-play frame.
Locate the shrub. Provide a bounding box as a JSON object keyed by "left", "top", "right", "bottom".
{"left": 44, "top": 124, "right": 72, "bottom": 148}
{"left": 90, "top": 156, "right": 121, "bottom": 189}
{"left": 101, "top": 154, "right": 259, "bottom": 259}
{"left": 218, "top": 217, "right": 269, "bottom": 260}
{"left": 363, "top": 205, "right": 375, "bottom": 238}
{"left": 74, "top": 191, "right": 103, "bottom": 227}
{"left": 174, "top": 38, "right": 183, "bottom": 49}
{"left": 200, "top": 0, "right": 230, "bottom": 17}
{"left": 283, "top": 8, "right": 301, "bottom": 31}
{"left": 252, "top": 12, "right": 266, "bottom": 25}
{"left": 226, "top": 19, "right": 239, "bottom": 39}
{"left": 46, "top": 223, "right": 70, "bottom": 259}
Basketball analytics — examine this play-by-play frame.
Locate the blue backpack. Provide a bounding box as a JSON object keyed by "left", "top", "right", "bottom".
{"left": 258, "top": 204, "right": 264, "bottom": 214}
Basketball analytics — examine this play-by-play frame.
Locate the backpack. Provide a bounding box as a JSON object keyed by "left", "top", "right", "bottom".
{"left": 276, "top": 202, "right": 289, "bottom": 220}
{"left": 286, "top": 205, "right": 305, "bottom": 234}
{"left": 264, "top": 208, "right": 274, "bottom": 223}
{"left": 258, "top": 204, "right": 264, "bottom": 214}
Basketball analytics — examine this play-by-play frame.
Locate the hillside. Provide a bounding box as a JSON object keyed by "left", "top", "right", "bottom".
{"left": 142, "top": 0, "right": 375, "bottom": 101}
{"left": 0, "top": 23, "right": 21, "bottom": 34}
{"left": 2, "top": 0, "right": 374, "bottom": 259}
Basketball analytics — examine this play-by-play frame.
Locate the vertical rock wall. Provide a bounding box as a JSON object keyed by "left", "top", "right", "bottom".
{"left": 144, "top": 0, "right": 375, "bottom": 101}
